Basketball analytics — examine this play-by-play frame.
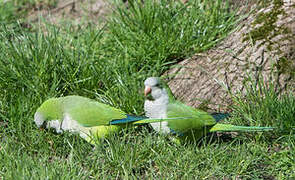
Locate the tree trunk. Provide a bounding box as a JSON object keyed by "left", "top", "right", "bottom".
{"left": 167, "top": 0, "right": 295, "bottom": 111}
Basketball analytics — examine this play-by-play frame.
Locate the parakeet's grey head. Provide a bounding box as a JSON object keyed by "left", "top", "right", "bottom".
{"left": 144, "top": 77, "right": 161, "bottom": 88}
{"left": 144, "top": 77, "right": 167, "bottom": 101}
{"left": 34, "top": 98, "right": 63, "bottom": 130}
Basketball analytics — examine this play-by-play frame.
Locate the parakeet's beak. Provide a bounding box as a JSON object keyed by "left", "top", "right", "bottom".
{"left": 144, "top": 86, "right": 151, "bottom": 96}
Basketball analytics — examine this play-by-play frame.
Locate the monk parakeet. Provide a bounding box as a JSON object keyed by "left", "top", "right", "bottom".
{"left": 34, "top": 95, "right": 171, "bottom": 144}
{"left": 137, "top": 77, "right": 273, "bottom": 142}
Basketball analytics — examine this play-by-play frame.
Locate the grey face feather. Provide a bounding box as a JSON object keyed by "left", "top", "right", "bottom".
{"left": 144, "top": 77, "right": 161, "bottom": 87}
{"left": 144, "top": 77, "right": 170, "bottom": 133}
{"left": 34, "top": 112, "right": 45, "bottom": 128}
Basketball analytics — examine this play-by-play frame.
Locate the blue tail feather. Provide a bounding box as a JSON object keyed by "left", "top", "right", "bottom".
{"left": 110, "top": 115, "right": 147, "bottom": 125}
{"left": 211, "top": 113, "right": 230, "bottom": 122}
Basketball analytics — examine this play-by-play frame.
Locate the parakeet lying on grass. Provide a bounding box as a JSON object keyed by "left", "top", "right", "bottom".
{"left": 34, "top": 95, "right": 171, "bottom": 144}
{"left": 135, "top": 77, "right": 273, "bottom": 143}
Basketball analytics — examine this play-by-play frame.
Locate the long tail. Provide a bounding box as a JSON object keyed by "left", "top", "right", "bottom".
{"left": 126, "top": 112, "right": 230, "bottom": 125}
{"left": 209, "top": 123, "right": 274, "bottom": 132}
{"left": 109, "top": 115, "right": 189, "bottom": 125}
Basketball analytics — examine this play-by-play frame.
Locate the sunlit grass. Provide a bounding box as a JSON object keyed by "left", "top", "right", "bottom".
{"left": 229, "top": 74, "right": 295, "bottom": 138}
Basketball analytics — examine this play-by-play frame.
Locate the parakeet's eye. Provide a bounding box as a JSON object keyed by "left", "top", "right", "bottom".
{"left": 146, "top": 93, "right": 154, "bottom": 101}
{"left": 43, "top": 119, "right": 49, "bottom": 126}
{"left": 157, "top": 83, "right": 164, "bottom": 89}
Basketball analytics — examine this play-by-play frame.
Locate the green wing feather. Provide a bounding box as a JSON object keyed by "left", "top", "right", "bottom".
{"left": 62, "top": 96, "right": 127, "bottom": 127}
{"left": 166, "top": 101, "right": 216, "bottom": 133}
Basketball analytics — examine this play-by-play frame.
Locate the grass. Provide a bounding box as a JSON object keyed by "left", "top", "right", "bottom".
{"left": 106, "top": 0, "right": 236, "bottom": 72}
{"left": 0, "top": 0, "right": 295, "bottom": 178}
{"left": 230, "top": 76, "right": 295, "bottom": 136}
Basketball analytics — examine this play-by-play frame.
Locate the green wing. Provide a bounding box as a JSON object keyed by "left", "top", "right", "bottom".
{"left": 166, "top": 101, "right": 216, "bottom": 133}
{"left": 62, "top": 96, "right": 127, "bottom": 127}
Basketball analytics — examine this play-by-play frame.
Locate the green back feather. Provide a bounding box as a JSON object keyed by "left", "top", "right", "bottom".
{"left": 62, "top": 96, "right": 127, "bottom": 127}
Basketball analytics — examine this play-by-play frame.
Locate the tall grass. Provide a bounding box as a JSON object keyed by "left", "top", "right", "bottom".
{"left": 230, "top": 75, "right": 295, "bottom": 137}
{"left": 106, "top": 0, "right": 236, "bottom": 73}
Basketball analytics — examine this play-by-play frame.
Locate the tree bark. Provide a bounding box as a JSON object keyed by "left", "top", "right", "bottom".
{"left": 167, "top": 0, "right": 295, "bottom": 111}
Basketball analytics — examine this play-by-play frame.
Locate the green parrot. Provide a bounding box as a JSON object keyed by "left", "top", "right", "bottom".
{"left": 134, "top": 77, "right": 273, "bottom": 142}
{"left": 34, "top": 95, "right": 174, "bottom": 144}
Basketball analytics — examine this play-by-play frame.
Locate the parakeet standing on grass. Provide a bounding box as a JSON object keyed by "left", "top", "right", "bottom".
{"left": 34, "top": 95, "right": 170, "bottom": 144}
{"left": 136, "top": 77, "right": 273, "bottom": 142}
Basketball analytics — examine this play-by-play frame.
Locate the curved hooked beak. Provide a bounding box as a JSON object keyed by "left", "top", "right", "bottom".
{"left": 144, "top": 86, "right": 151, "bottom": 96}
